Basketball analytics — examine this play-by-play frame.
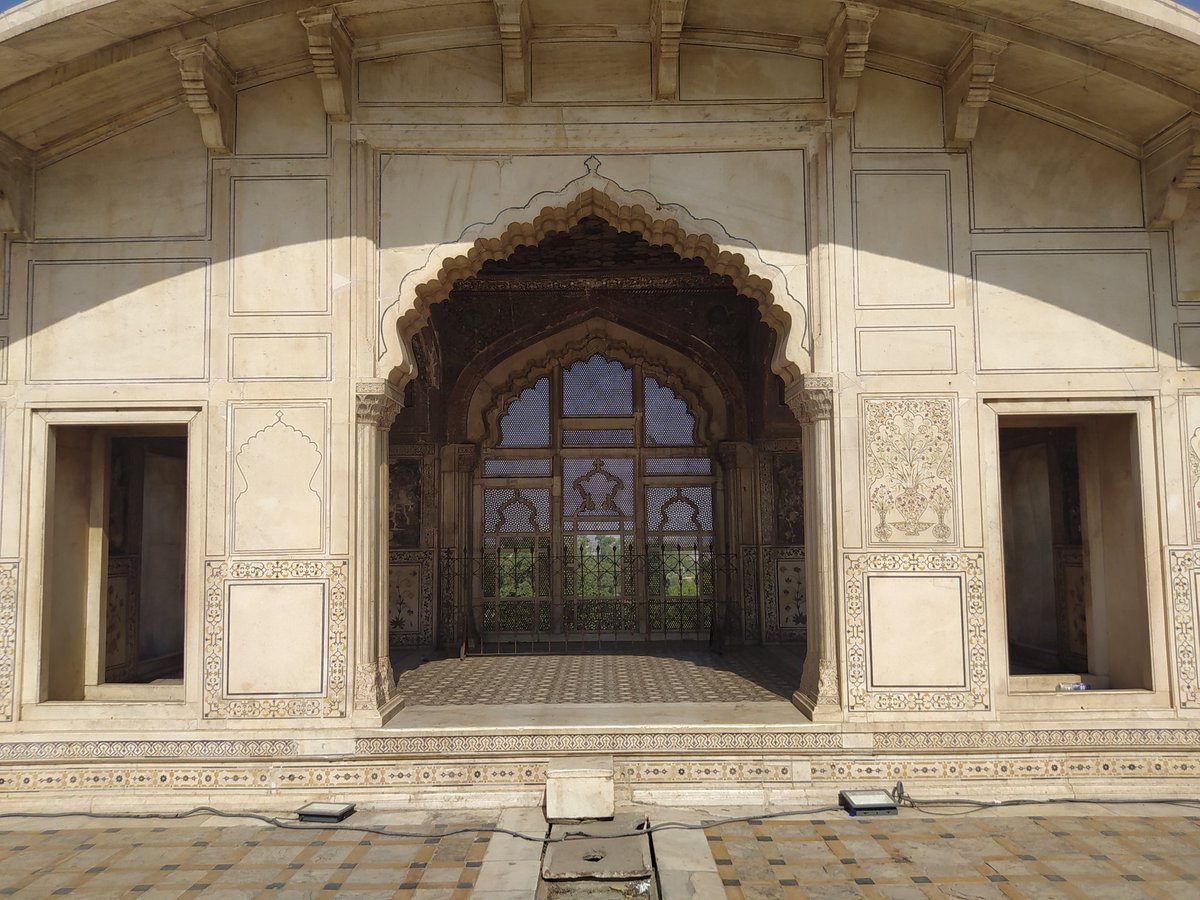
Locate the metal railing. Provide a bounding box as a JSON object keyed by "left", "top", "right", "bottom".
{"left": 440, "top": 546, "right": 744, "bottom": 654}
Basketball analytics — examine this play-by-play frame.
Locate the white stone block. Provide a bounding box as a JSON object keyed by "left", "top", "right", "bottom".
{"left": 544, "top": 756, "right": 615, "bottom": 821}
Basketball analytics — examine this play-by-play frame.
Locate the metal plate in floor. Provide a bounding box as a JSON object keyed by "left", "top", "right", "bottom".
{"left": 543, "top": 817, "right": 653, "bottom": 880}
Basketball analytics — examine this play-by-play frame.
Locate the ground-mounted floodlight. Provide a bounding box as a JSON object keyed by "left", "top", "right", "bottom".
{"left": 838, "top": 789, "right": 898, "bottom": 817}
{"left": 296, "top": 801, "right": 356, "bottom": 823}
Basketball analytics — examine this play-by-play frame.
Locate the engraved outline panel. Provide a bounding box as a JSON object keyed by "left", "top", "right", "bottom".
{"left": 229, "top": 176, "right": 332, "bottom": 316}
{"left": 844, "top": 551, "right": 990, "bottom": 711}
{"left": 203, "top": 559, "right": 348, "bottom": 719}
{"left": 851, "top": 169, "right": 953, "bottom": 310}
{"left": 224, "top": 579, "right": 329, "bottom": 698}
{"left": 865, "top": 572, "right": 968, "bottom": 690}
{"left": 855, "top": 326, "right": 957, "bottom": 375}
{"left": 228, "top": 402, "right": 330, "bottom": 557}
{"left": 228, "top": 333, "right": 333, "bottom": 382}
{"left": 26, "top": 258, "right": 211, "bottom": 384}
{"left": 971, "top": 249, "right": 1156, "bottom": 374}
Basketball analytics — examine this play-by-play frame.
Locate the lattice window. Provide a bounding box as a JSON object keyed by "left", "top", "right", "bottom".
{"left": 563, "top": 354, "right": 633, "bottom": 416}
{"left": 498, "top": 377, "right": 550, "bottom": 447}
{"left": 644, "top": 377, "right": 696, "bottom": 446}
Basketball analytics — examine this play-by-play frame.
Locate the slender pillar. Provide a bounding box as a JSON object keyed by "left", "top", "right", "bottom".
{"left": 786, "top": 374, "right": 842, "bottom": 722}
{"left": 440, "top": 444, "right": 478, "bottom": 652}
{"left": 353, "top": 380, "right": 402, "bottom": 720}
{"left": 718, "top": 441, "right": 755, "bottom": 644}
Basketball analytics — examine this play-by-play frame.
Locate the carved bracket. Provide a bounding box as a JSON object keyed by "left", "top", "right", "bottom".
{"left": 943, "top": 35, "right": 1007, "bottom": 148}
{"left": 785, "top": 374, "right": 834, "bottom": 425}
{"left": 1145, "top": 116, "right": 1200, "bottom": 226}
{"left": 827, "top": 2, "right": 878, "bottom": 116}
{"left": 299, "top": 8, "right": 353, "bottom": 121}
{"left": 171, "top": 38, "right": 236, "bottom": 154}
{"left": 356, "top": 380, "right": 404, "bottom": 431}
{"left": 493, "top": 0, "right": 530, "bottom": 104}
{"left": 0, "top": 133, "right": 32, "bottom": 238}
{"left": 652, "top": 0, "right": 688, "bottom": 101}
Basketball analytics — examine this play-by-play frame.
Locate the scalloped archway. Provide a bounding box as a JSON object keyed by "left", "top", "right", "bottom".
{"left": 378, "top": 159, "right": 811, "bottom": 388}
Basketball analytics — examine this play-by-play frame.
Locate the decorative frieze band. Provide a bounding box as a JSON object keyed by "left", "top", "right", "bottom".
{"left": 357, "top": 732, "right": 841, "bottom": 756}
{"left": 0, "top": 562, "right": 16, "bottom": 723}
{"left": 0, "top": 740, "right": 298, "bottom": 761}
{"left": 1169, "top": 549, "right": 1200, "bottom": 707}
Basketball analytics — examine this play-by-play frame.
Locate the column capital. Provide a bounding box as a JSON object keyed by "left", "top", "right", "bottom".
{"left": 785, "top": 374, "right": 835, "bottom": 425}
{"left": 355, "top": 380, "right": 403, "bottom": 430}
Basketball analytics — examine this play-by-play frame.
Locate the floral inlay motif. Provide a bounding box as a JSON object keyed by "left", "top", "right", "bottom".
{"left": 865, "top": 397, "right": 957, "bottom": 544}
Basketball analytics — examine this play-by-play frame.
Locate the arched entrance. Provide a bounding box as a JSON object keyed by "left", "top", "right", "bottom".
{"left": 358, "top": 182, "right": 841, "bottom": 722}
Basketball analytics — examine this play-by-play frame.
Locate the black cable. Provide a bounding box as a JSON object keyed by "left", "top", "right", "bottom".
{"left": 0, "top": 804, "right": 843, "bottom": 842}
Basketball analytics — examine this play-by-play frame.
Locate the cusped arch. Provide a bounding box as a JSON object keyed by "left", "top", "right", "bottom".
{"left": 379, "top": 161, "right": 810, "bottom": 387}
{"left": 470, "top": 327, "right": 719, "bottom": 449}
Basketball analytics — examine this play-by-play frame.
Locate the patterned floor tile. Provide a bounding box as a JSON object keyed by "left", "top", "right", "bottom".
{"left": 393, "top": 646, "right": 804, "bottom": 705}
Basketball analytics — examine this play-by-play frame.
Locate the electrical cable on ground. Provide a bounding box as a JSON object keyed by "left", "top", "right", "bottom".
{"left": 0, "top": 793, "right": 1198, "bottom": 843}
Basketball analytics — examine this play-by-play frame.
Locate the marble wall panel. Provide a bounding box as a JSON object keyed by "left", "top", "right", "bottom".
{"left": 866, "top": 574, "right": 967, "bottom": 689}
{"left": 971, "top": 105, "right": 1144, "bottom": 229}
{"left": 388, "top": 550, "right": 434, "bottom": 647}
{"left": 203, "top": 559, "right": 348, "bottom": 718}
{"left": 231, "top": 177, "right": 329, "bottom": 314}
{"left": 862, "top": 396, "right": 958, "bottom": 546}
{"left": 1177, "top": 203, "right": 1200, "bottom": 305}
{"left": 1177, "top": 324, "right": 1200, "bottom": 370}
{"left": 844, "top": 552, "right": 989, "bottom": 711}
{"left": 678, "top": 45, "right": 823, "bottom": 101}
{"left": 853, "top": 171, "right": 953, "bottom": 307}
{"left": 235, "top": 74, "right": 328, "bottom": 156}
{"left": 856, "top": 327, "right": 956, "bottom": 374}
{"left": 28, "top": 259, "right": 209, "bottom": 382}
{"left": 36, "top": 109, "right": 209, "bottom": 240}
{"left": 230, "top": 404, "right": 327, "bottom": 554}
{"left": 853, "top": 69, "right": 944, "bottom": 150}
{"left": 531, "top": 42, "right": 651, "bottom": 102}
{"left": 226, "top": 581, "right": 326, "bottom": 696}
{"left": 359, "top": 46, "right": 503, "bottom": 104}
{"left": 229, "top": 334, "right": 331, "bottom": 381}
{"left": 974, "top": 251, "right": 1155, "bottom": 371}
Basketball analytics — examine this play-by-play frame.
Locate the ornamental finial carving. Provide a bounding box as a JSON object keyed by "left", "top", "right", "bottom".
{"left": 356, "top": 380, "right": 403, "bottom": 431}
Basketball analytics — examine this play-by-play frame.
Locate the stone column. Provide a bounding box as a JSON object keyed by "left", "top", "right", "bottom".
{"left": 440, "top": 444, "right": 478, "bottom": 652}
{"left": 786, "top": 374, "right": 842, "bottom": 722}
{"left": 718, "top": 441, "right": 755, "bottom": 644}
{"left": 353, "top": 380, "right": 402, "bottom": 719}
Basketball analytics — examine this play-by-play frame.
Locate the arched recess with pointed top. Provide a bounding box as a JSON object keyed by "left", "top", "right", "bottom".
{"left": 377, "top": 160, "right": 811, "bottom": 390}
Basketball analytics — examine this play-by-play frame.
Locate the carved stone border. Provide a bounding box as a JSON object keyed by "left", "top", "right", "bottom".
{"left": 357, "top": 732, "right": 840, "bottom": 756}
{"left": 1169, "top": 549, "right": 1200, "bottom": 707}
{"left": 875, "top": 729, "right": 1200, "bottom": 751}
{"left": 0, "top": 740, "right": 297, "bottom": 761}
{"left": 203, "top": 559, "right": 349, "bottom": 719}
{"left": 844, "top": 551, "right": 990, "bottom": 711}
{"left": 2, "top": 751, "right": 1199, "bottom": 797}
{"left": 0, "top": 562, "right": 16, "bottom": 723}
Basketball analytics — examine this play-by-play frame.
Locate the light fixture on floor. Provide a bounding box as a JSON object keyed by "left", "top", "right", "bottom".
{"left": 838, "top": 789, "right": 898, "bottom": 817}
{"left": 296, "top": 802, "right": 356, "bottom": 823}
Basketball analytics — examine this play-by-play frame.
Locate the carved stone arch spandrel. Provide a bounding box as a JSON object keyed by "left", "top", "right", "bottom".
{"left": 378, "top": 160, "right": 811, "bottom": 388}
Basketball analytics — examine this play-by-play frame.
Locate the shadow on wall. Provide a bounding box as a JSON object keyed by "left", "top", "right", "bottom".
{"left": 8, "top": 75, "right": 1199, "bottom": 378}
